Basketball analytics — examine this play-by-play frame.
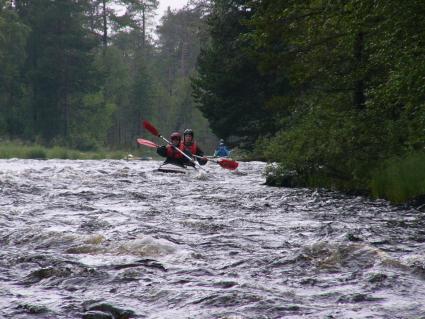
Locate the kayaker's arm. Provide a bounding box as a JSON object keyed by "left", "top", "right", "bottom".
{"left": 181, "top": 149, "right": 196, "bottom": 167}
{"left": 156, "top": 145, "right": 167, "bottom": 157}
{"left": 195, "top": 147, "right": 207, "bottom": 165}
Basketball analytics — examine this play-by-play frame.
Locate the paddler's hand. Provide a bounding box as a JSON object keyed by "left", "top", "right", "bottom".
{"left": 198, "top": 157, "right": 208, "bottom": 166}
{"left": 156, "top": 145, "right": 167, "bottom": 157}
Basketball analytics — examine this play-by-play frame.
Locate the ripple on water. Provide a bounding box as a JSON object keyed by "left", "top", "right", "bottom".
{"left": 1, "top": 159, "right": 425, "bottom": 318}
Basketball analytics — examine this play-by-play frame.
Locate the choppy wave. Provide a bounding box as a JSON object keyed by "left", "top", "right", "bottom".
{"left": 0, "top": 159, "right": 424, "bottom": 318}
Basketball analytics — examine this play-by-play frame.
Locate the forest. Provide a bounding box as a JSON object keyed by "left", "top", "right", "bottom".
{"left": 192, "top": 0, "right": 425, "bottom": 202}
{"left": 0, "top": 0, "right": 216, "bottom": 153}
{"left": 1, "top": 0, "right": 425, "bottom": 202}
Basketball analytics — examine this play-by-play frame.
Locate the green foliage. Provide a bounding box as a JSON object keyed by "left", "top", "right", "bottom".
{"left": 49, "top": 146, "right": 71, "bottom": 159}
{"left": 0, "top": 141, "right": 127, "bottom": 159}
{"left": 370, "top": 152, "right": 425, "bottom": 203}
{"left": 157, "top": 5, "right": 206, "bottom": 79}
{"left": 238, "top": 0, "right": 425, "bottom": 199}
{"left": 68, "top": 91, "right": 116, "bottom": 150}
{"left": 259, "top": 105, "right": 386, "bottom": 190}
{"left": 145, "top": 3, "right": 218, "bottom": 153}
{"left": 0, "top": 142, "right": 46, "bottom": 159}
{"left": 0, "top": 1, "right": 218, "bottom": 156}
{"left": 24, "top": 147, "right": 47, "bottom": 159}
{"left": 0, "top": 3, "right": 30, "bottom": 137}
{"left": 0, "top": 142, "right": 31, "bottom": 158}
{"left": 192, "top": 0, "right": 286, "bottom": 149}
{"left": 16, "top": 0, "right": 101, "bottom": 142}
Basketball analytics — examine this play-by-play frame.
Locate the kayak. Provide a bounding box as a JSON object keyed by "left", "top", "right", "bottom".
{"left": 154, "top": 163, "right": 191, "bottom": 174}
{"left": 124, "top": 154, "right": 152, "bottom": 161}
{"left": 155, "top": 167, "right": 187, "bottom": 174}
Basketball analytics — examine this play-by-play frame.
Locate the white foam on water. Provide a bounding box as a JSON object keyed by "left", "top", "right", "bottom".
{"left": 1, "top": 159, "right": 425, "bottom": 318}
{"left": 114, "top": 235, "right": 178, "bottom": 257}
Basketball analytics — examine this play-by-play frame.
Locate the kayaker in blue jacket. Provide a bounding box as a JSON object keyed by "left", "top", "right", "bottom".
{"left": 214, "top": 139, "right": 230, "bottom": 157}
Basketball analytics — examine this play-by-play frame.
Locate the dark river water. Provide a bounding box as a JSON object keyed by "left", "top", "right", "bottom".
{"left": 1, "top": 159, "right": 425, "bottom": 319}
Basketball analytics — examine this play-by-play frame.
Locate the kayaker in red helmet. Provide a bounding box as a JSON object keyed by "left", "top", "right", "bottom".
{"left": 180, "top": 129, "right": 207, "bottom": 165}
{"left": 156, "top": 132, "right": 187, "bottom": 167}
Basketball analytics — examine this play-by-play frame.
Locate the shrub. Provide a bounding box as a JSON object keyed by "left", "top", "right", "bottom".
{"left": 370, "top": 152, "right": 425, "bottom": 202}
{"left": 24, "top": 147, "right": 47, "bottom": 159}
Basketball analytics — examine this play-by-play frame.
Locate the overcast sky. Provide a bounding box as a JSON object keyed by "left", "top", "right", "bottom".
{"left": 150, "top": 0, "right": 188, "bottom": 37}
{"left": 156, "top": 0, "right": 188, "bottom": 19}
{"left": 114, "top": 1, "right": 189, "bottom": 38}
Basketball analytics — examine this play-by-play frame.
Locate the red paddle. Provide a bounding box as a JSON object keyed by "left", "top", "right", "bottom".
{"left": 216, "top": 158, "right": 239, "bottom": 170}
{"left": 143, "top": 120, "right": 160, "bottom": 137}
{"left": 137, "top": 138, "right": 159, "bottom": 148}
{"left": 193, "top": 154, "right": 239, "bottom": 171}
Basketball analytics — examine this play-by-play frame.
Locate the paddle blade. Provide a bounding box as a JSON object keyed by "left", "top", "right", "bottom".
{"left": 143, "top": 120, "right": 159, "bottom": 136}
{"left": 218, "top": 159, "right": 239, "bottom": 170}
{"left": 137, "top": 138, "right": 159, "bottom": 148}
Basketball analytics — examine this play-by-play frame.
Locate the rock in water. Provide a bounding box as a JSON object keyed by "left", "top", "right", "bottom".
{"left": 85, "top": 302, "right": 135, "bottom": 319}
{"left": 82, "top": 311, "right": 113, "bottom": 319}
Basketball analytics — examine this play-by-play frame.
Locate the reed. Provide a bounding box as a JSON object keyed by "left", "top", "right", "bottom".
{"left": 370, "top": 152, "right": 425, "bottom": 203}
{"left": 0, "top": 142, "right": 128, "bottom": 160}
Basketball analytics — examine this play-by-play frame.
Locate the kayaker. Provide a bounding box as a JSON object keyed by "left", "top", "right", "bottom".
{"left": 181, "top": 129, "right": 208, "bottom": 165}
{"left": 156, "top": 132, "right": 187, "bottom": 167}
{"left": 213, "top": 139, "right": 230, "bottom": 157}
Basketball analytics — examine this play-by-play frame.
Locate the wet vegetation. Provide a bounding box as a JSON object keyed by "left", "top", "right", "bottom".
{"left": 370, "top": 152, "right": 425, "bottom": 203}
{"left": 192, "top": 0, "right": 425, "bottom": 203}
{"left": 0, "top": 141, "right": 127, "bottom": 159}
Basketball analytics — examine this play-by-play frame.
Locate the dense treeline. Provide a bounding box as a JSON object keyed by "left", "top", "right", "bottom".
{"left": 0, "top": 0, "right": 217, "bottom": 153}
{"left": 193, "top": 0, "right": 285, "bottom": 148}
{"left": 193, "top": 0, "right": 425, "bottom": 201}
{"left": 2, "top": 0, "right": 424, "bottom": 201}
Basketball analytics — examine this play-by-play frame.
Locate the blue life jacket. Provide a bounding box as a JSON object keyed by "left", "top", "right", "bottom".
{"left": 214, "top": 145, "right": 230, "bottom": 157}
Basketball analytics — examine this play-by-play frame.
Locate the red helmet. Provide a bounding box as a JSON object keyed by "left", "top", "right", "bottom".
{"left": 170, "top": 132, "right": 181, "bottom": 141}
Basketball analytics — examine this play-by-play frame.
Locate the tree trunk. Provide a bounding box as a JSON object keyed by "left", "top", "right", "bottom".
{"left": 168, "top": 66, "right": 172, "bottom": 96}
{"left": 118, "top": 119, "right": 122, "bottom": 145}
{"left": 180, "top": 41, "right": 186, "bottom": 76}
{"left": 142, "top": 5, "right": 145, "bottom": 50}
{"left": 102, "top": 0, "right": 107, "bottom": 48}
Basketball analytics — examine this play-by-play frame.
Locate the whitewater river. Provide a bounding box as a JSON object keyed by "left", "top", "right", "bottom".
{"left": 1, "top": 159, "right": 425, "bottom": 319}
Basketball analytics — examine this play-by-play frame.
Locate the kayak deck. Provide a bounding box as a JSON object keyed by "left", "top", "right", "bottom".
{"left": 155, "top": 167, "right": 187, "bottom": 174}
{"left": 154, "top": 163, "right": 192, "bottom": 174}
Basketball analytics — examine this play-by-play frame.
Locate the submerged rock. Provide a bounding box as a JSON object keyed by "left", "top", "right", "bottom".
{"left": 17, "top": 303, "right": 49, "bottom": 314}
{"left": 367, "top": 273, "right": 388, "bottom": 283}
{"left": 337, "top": 293, "right": 382, "bottom": 303}
{"left": 265, "top": 170, "right": 303, "bottom": 187}
{"left": 82, "top": 310, "right": 114, "bottom": 319}
{"left": 84, "top": 302, "right": 135, "bottom": 319}
{"left": 346, "top": 233, "right": 363, "bottom": 242}
{"left": 26, "top": 266, "right": 72, "bottom": 283}
{"left": 113, "top": 258, "right": 166, "bottom": 272}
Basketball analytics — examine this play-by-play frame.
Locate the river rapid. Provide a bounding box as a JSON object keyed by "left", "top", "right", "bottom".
{"left": 0, "top": 159, "right": 425, "bottom": 319}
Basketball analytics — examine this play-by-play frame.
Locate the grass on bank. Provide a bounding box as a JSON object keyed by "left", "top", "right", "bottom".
{"left": 0, "top": 142, "right": 130, "bottom": 160}
{"left": 370, "top": 152, "right": 425, "bottom": 203}
{"left": 262, "top": 140, "right": 425, "bottom": 203}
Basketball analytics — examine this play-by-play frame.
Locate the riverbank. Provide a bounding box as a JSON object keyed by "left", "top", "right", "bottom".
{"left": 265, "top": 152, "right": 425, "bottom": 205}
{"left": 0, "top": 141, "right": 130, "bottom": 160}
{"left": 370, "top": 152, "right": 425, "bottom": 204}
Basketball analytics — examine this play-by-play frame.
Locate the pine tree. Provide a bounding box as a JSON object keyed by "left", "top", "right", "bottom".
{"left": 0, "top": 0, "right": 30, "bottom": 136}
{"left": 17, "top": 0, "right": 100, "bottom": 142}
{"left": 192, "top": 0, "right": 282, "bottom": 148}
